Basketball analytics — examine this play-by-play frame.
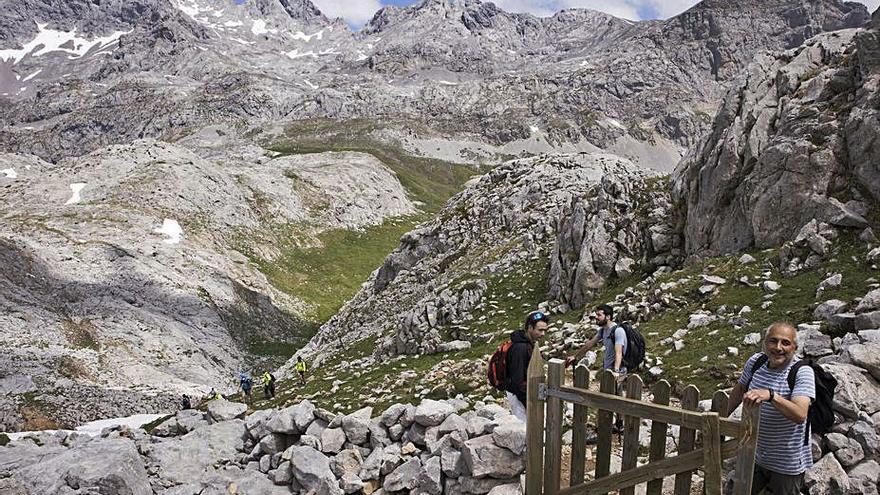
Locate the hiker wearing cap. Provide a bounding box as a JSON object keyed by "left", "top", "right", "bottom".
{"left": 726, "top": 322, "right": 815, "bottom": 495}
{"left": 505, "top": 310, "right": 549, "bottom": 422}
{"left": 565, "top": 303, "right": 627, "bottom": 431}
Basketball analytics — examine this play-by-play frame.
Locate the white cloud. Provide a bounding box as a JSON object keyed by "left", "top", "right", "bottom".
{"left": 310, "top": 0, "right": 384, "bottom": 26}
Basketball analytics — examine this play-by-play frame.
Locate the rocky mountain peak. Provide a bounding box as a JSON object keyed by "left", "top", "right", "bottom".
{"left": 273, "top": 0, "right": 329, "bottom": 24}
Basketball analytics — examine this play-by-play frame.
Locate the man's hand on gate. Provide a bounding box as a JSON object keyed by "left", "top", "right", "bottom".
{"left": 743, "top": 388, "right": 771, "bottom": 406}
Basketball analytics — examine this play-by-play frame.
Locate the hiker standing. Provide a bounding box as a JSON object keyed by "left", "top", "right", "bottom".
{"left": 565, "top": 304, "right": 627, "bottom": 431}
{"left": 504, "top": 310, "right": 549, "bottom": 422}
{"left": 262, "top": 371, "right": 276, "bottom": 399}
{"left": 295, "top": 357, "right": 307, "bottom": 386}
{"left": 726, "top": 322, "right": 816, "bottom": 495}
{"left": 239, "top": 372, "right": 253, "bottom": 400}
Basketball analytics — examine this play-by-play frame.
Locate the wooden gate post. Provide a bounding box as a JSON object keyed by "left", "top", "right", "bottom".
{"left": 673, "top": 385, "right": 700, "bottom": 495}
{"left": 569, "top": 364, "right": 590, "bottom": 486}
{"left": 702, "top": 412, "right": 723, "bottom": 495}
{"left": 543, "top": 359, "right": 565, "bottom": 494}
{"left": 526, "top": 348, "right": 546, "bottom": 494}
{"left": 645, "top": 380, "right": 670, "bottom": 495}
{"left": 731, "top": 403, "right": 760, "bottom": 495}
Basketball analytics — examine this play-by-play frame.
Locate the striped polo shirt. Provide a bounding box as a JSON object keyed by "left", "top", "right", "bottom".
{"left": 739, "top": 352, "right": 815, "bottom": 475}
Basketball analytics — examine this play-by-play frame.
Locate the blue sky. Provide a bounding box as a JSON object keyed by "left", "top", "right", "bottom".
{"left": 306, "top": 0, "right": 878, "bottom": 28}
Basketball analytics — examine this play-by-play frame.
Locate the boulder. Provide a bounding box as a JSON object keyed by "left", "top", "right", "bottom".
{"left": 488, "top": 482, "right": 523, "bottom": 494}
{"left": 847, "top": 343, "right": 880, "bottom": 380}
{"left": 2, "top": 437, "right": 151, "bottom": 495}
{"left": 849, "top": 420, "right": 880, "bottom": 456}
{"left": 462, "top": 434, "right": 525, "bottom": 479}
{"left": 492, "top": 419, "right": 527, "bottom": 456}
{"left": 827, "top": 313, "right": 856, "bottom": 333}
{"left": 147, "top": 419, "right": 248, "bottom": 485}
{"left": 414, "top": 399, "right": 454, "bottom": 427}
{"left": 320, "top": 428, "right": 346, "bottom": 454}
{"left": 823, "top": 364, "right": 880, "bottom": 418}
{"left": 383, "top": 457, "right": 422, "bottom": 492}
{"left": 380, "top": 404, "right": 408, "bottom": 426}
{"left": 847, "top": 460, "right": 880, "bottom": 495}
{"left": 814, "top": 300, "right": 848, "bottom": 320}
{"left": 804, "top": 454, "right": 850, "bottom": 495}
{"left": 441, "top": 445, "right": 466, "bottom": 478}
{"left": 856, "top": 289, "right": 880, "bottom": 313}
{"left": 207, "top": 399, "right": 247, "bottom": 422}
{"left": 416, "top": 456, "right": 443, "bottom": 495}
{"left": 855, "top": 311, "right": 880, "bottom": 331}
{"left": 798, "top": 325, "right": 833, "bottom": 357}
{"left": 245, "top": 409, "right": 274, "bottom": 440}
{"left": 288, "top": 446, "right": 343, "bottom": 495}
{"left": 330, "top": 448, "right": 364, "bottom": 479}
{"left": 341, "top": 407, "right": 372, "bottom": 445}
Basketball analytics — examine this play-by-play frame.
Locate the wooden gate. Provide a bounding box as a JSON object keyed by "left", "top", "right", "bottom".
{"left": 525, "top": 351, "right": 760, "bottom": 495}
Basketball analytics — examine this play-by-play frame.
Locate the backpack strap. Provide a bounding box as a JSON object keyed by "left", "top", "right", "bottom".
{"left": 786, "top": 360, "right": 809, "bottom": 393}
{"left": 786, "top": 360, "right": 813, "bottom": 446}
{"left": 745, "top": 353, "right": 769, "bottom": 389}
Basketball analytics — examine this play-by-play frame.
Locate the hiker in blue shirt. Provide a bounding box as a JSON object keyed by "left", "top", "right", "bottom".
{"left": 727, "top": 322, "right": 815, "bottom": 495}
{"left": 238, "top": 372, "right": 253, "bottom": 401}
{"left": 566, "top": 304, "right": 628, "bottom": 432}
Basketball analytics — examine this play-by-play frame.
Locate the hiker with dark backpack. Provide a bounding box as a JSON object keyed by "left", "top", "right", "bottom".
{"left": 726, "top": 322, "right": 827, "bottom": 495}
{"left": 488, "top": 310, "right": 548, "bottom": 422}
{"left": 565, "top": 304, "right": 645, "bottom": 432}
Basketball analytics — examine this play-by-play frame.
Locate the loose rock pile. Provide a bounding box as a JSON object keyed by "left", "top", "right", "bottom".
{"left": 0, "top": 397, "right": 529, "bottom": 495}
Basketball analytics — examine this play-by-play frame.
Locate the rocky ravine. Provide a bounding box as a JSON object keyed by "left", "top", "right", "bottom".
{"left": 0, "top": 137, "right": 416, "bottom": 431}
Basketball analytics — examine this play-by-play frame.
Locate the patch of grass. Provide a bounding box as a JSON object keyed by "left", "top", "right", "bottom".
{"left": 141, "top": 414, "right": 174, "bottom": 433}
{"left": 60, "top": 318, "right": 101, "bottom": 351}
{"left": 251, "top": 258, "right": 555, "bottom": 415}
{"left": 267, "top": 119, "right": 481, "bottom": 212}
{"left": 57, "top": 355, "right": 93, "bottom": 381}
{"left": 0, "top": 433, "right": 9, "bottom": 446}
{"left": 252, "top": 216, "right": 427, "bottom": 324}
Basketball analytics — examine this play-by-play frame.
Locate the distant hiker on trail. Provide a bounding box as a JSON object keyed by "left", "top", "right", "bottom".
{"left": 180, "top": 394, "right": 192, "bottom": 410}
{"left": 503, "top": 310, "right": 549, "bottom": 422}
{"left": 725, "top": 322, "right": 819, "bottom": 495}
{"left": 208, "top": 388, "right": 222, "bottom": 401}
{"left": 239, "top": 372, "right": 253, "bottom": 400}
{"left": 262, "top": 371, "right": 276, "bottom": 399}
{"left": 295, "top": 357, "right": 307, "bottom": 386}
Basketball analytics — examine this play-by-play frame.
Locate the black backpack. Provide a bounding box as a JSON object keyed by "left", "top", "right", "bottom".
{"left": 746, "top": 354, "right": 837, "bottom": 444}
{"left": 619, "top": 322, "right": 646, "bottom": 371}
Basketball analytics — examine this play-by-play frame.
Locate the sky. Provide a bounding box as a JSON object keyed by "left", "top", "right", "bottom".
{"left": 308, "top": 0, "right": 880, "bottom": 28}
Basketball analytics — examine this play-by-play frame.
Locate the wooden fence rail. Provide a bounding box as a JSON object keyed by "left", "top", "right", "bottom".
{"left": 526, "top": 351, "right": 759, "bottom": 495}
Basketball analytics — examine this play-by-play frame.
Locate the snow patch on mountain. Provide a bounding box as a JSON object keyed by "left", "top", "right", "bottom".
{"left": 155, "top": 219, "right": 184, "bottom": 244}
{"left": 65, "top": 183, "right": 86, "bottom": 205}
{"left": 0, "top": 23, "right": 130, "bottom": 64}
{"left": 1, "top": 168, "right": 16, "bottom": 179}
{"left": 292, "top": 30, "right": 324, "bottom": 42}
{"left": 251, "top": 19, "right": 275, "bottom": 36}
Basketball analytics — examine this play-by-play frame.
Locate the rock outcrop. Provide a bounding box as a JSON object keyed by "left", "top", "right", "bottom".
{"left": 673, "top": 16, "right": 880, "bottom": 257}
{"left": 286, "top": 153, "right": 660, "bottom": 370}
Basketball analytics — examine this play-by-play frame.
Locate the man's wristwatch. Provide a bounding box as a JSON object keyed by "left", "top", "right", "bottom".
{"left": 768, "top": 388, "right": 775, "bottom": 402}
